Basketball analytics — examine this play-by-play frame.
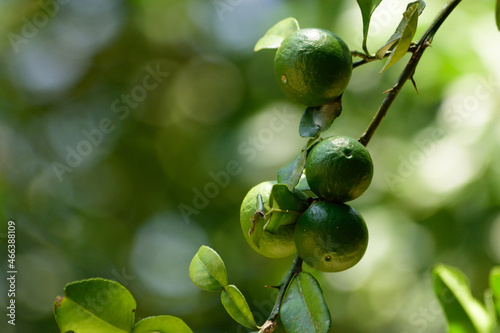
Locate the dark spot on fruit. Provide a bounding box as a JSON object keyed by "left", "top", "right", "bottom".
{"left": 325, "top": 255, "right": 332, "bottom": 262}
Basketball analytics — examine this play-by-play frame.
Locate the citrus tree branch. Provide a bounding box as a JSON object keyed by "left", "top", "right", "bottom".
{"left": 259, "top": 254, "right": 303, "bottom": 333}
{"left": 358, "top": 0, "right": 462, "bottom": 147}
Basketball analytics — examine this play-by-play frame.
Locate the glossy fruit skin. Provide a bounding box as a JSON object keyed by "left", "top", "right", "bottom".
{"left": 294, "top": 201, "right": 368, "bottom": 272}
{"left": 305, "top": 136, "right": 373, "bottom": 202}
{"left": 274, "top": 28, "right": 352, "bottom": 107}
{"left": 240, "top": 181, "right": 297, "bottom": 258}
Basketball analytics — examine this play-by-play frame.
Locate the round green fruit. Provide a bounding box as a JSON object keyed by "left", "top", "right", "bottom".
{"left": 274, "top": 28, "right": 352, "bottom": 107}
{"left": 294, "top": 201, "right": 368, "bottom": 272}
{"left": 240, "top": 181, "right": 302, "bottom": 258}
{"left": 305, "top": 136, "right": 373, "bottom": 202}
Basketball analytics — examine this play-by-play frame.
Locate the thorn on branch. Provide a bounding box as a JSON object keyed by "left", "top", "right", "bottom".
{"left": 410, "top": 76, "right": 419, "bottom": 94}
{"left": 265, "top": 285, "right": 280, "bottom": 290}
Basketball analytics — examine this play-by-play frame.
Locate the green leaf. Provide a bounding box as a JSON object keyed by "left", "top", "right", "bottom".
{"left": 496, "top": 0, "right": 500, "bottom": 31}
{"left": 264, "top": 184, "right": 308, "bottom": 234}
{"left": 277, "top": 149, "right": 307, "bottom": 192}
{"left": 249, "top": 209, "right": 266, "bottom": 249}
{"left": 376, "top": 0, "right": 425, "bottom": 74}
{"left": 295, "top": 173, "right": 311, "bottom": 192}
{"left": 280, "top": 272, "right": 331, "bottom": 333}
{"left": 433, "top": 264, "right": 494, "bottom": 333}
{"left": 189, "top": 246, "right": 228, "bottom": 292}
{"left": 53, "top": 278, "right": 136, "bottom": 333}
{"left": 299, "top": 97, "right": 342, "bottom": 138}
{"left": 134, "top": 315, "right": 193, "bottom": 333}
{"left": 355, "top": 0, "right": 383, "bottom": 52}
{"left": 221, "top": 285, "right": 258, "bottom": 329}
{"left": 490, "top": 266, "right": 500, "bottom": 318}
{"left": 484, "top": 289, "right": 497, "bottom": 327}
{"left": 254, "top": 17, "right": 300, "bottom": 52}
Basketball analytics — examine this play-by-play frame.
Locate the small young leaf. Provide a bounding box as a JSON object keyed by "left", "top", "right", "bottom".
{"left": 299, "top": 97, "right": 342, "bottom": 138}
{"left": 277, "top": 149, "right": 307, "bottom": 192}
{"left": 377, "top": 0, "right": 425, "bottom": 74}
{"left": 189, "top": 246, "right": 228, "bottom": 292}
{"left": 254, "top": 17, "right": 300, "bottom": 52}
{"left": 53, "top": 278, "right": 136, "bottom": 333}
{"left": 134, "top": 315, "right": 193, "bottom": 333}
{"left": 376, "top": 0, "right": 425, "bottom": 58}
{"left": 221, "top": 285, "right": 258, "bottom": 329}
{"left": 356, "top": 0, "right": 383, "bottom": 52}
{"left": 280, "top": 272, "right": 331, "bottom": 333}
{"left": 490, "top": 266, "right": 500, "bottom": 318}
{"left": 264, "top": 184, "right": 308, "bottom": 234}
{"left": 496, "top": 0, "right": 500, "bottom": 31}
{"left": 433, "top": 264, "right": 494, "bottom": 333}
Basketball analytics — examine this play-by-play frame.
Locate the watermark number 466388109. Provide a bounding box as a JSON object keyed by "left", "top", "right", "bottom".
{"left": 6, "top": 221, "right": 17, "bottom": 326}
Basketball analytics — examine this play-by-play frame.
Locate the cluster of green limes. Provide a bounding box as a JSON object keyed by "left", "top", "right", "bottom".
{"left": 240, "top": 27, "right": 374, "bottom": 273}
{"left": 296, "top": 136, "right": 372, "bottom": 272}
{"left": 240, "top": 136, "right": 373, "bottom": 272}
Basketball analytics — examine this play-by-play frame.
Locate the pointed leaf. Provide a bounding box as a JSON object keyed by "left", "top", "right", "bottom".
{"left": 433, "top": 264, "right": 494, "bottom": 333}
{"left": 221, "top": 285, "right": 258, "bottom": 329}
{"left": 254, "top": 17, "right": 300, "bottom": 52}
{"left": 496, "top": 0, "right": 500, "bottom": 31}
{"left": 280, "top": 272, "right": 331, "bottom": 333}
{"left": 299, "top": 97, "right": 342, "bottom": 138}
{"left": 356, "top": 0, "right": 383, "bottom": 52}
{"left": 53, "top": 278, "right": 136, "bottom": 333}
{"left": 264, "top": 184, "right": 308, "bottom": 234}
{"left": 377, "top": 0, "right": 425, "bottom": 73}
{"left": 134, "top": 315, "right": 193, "bottom": 333}
{"left": 376, "top": 0, "right": 425, "bottom": 58}
{"left": 189, "top": 246, "right": 228, "bottom": 292}
{"left": 490, "top": 266, "right": 500, "bottom": 318}
{"left": 277, "top": 149, "right": 307, "bottom": 192}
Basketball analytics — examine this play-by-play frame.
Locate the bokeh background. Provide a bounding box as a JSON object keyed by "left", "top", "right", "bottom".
{"left": 1, "top": 0, "right": 499, "bottom": 332}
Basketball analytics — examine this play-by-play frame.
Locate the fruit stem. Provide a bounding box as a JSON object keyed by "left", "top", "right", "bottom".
{"left": 352, "top": 44, "right": 418, "bottom": 69}
{"left": 259, "top": 254, "right": 303, "bottom": 333}
{"left": 358, "top": 0, "right": 462, "bottom": 147}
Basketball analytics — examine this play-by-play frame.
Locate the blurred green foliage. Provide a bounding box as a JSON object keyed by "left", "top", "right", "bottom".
{"left": 0, "top": 0, "right": 499, "bottom": 332}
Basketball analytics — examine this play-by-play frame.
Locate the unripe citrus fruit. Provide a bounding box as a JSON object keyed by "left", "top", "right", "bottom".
{"left": 305, "top": 136, "right": 373, "bottom": 202}
{"left": 240, "top": 181, "right": 304, "bottom": 258}
{"left": 294, "top": 201, "right": 368, "bottom": 272}
{"left": 274, "top": 28, "right": 352, "bottom": 107}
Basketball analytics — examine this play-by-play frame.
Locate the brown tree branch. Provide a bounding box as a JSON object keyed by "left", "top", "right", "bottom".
{"left": 358, "top": 0, "right": 462, "bottom": 147}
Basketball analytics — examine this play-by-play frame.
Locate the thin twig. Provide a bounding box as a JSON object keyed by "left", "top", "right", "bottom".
{"left": 259, "top": 254, "right": 302, "bottom": 333}
{"left": 358, "top": 0, "right": 462, "bottom": 147}
{"left": 352, "top": 44, "right": 418, "bottom": 68}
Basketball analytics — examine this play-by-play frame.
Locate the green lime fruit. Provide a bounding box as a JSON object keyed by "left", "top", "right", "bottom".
{"left": 274, "top": 28, "right": 352, "bottom": 107}
{"left": 240, "top": 181, "right": 306, "bottom": 258}
{"left": 294, "top": 201, "right": 368, "bottom": 272}
{"left": 305, "top": 136, "right": 373, "bottom": 202}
